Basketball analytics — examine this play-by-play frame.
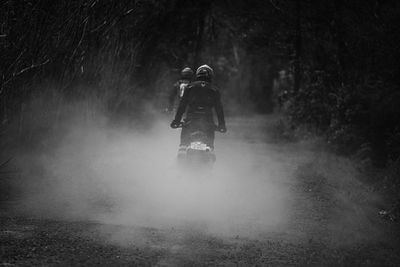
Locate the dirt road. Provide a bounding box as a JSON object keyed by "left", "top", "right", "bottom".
{"left": 1, "top": 115, "right": 400, "bottom": 266}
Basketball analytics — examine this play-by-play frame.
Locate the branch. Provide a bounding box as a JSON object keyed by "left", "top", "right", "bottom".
{"left": 15, "top": 59, "right": 50, "bottom": 76}
{"left": 69, "top": 18, "right": 89, "bottom": 64}
{"left": 0, "top": 58, "right": 50, "bottom": 95}
{"left": 124, "top": 9, "right": 134, "bottom": 16}
{"left": 6, "top": 49, "right": 27, "bottom": 74}
{"left": 102, "top": 8, "right": 136, "bottom": 36}
{"left": 269, "top": 0, "right": 282, "bottom": 12}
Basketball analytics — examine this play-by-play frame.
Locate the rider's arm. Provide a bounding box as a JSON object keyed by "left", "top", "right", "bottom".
{"left": 214, "top": 90, "right": 226, "bottom": 127}
{"left": 174, "top": 86, "right": 190, "bottom": 122}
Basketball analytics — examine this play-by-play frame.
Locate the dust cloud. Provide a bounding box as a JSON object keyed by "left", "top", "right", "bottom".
{"left": 12, "top": 106, "right": 291, "bottom": 237}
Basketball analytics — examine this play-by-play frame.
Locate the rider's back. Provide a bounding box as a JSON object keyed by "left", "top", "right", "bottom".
{"left": 184, "top": 80, "right": 218, "bottom": 118}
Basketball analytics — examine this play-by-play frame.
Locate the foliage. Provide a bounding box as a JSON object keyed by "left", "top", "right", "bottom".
{"left": 1, "top": 0, "right": 400, "bottom": 167}
{"left": 282, "top": 0, "right": 400, "bottom": 167}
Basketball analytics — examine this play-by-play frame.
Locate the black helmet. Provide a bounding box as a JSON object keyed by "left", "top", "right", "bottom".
{"left": 181, "top": 67, "right": 194, "bottom": 80}
{"left": 196, "top": 65, "right": 214, "bottom": 81}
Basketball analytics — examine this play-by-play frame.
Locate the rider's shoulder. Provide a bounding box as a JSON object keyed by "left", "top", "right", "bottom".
{"left": 190, "top": 80, "right": 215, "bottom": 89}
{"left": 189, "top": 80, "right": 204, "bottom": 86}
{"left": 186, "top": 82, "right": 196, "bottom": 89}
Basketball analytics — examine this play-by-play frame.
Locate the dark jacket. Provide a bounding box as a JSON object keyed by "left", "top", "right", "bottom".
{"left": 174, "top": 80, "right": 225, "bottom": 127}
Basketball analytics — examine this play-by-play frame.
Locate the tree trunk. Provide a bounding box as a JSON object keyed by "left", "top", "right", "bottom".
{"left": 333, "top": 0, "right": 347, "bottom": 79}
{"left": 193, "top": 1, "right": 211, "bottom": 67}
{"left": 294, "top": 0, "right": 302, "bottom": 93}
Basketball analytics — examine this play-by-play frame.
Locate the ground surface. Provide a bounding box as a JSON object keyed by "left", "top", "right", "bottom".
{"left": 1, "top": 115, "right": 400, "bottom": 266}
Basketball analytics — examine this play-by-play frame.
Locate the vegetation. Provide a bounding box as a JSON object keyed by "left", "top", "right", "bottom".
{"left": 1, "top": 1, "right": 400, "bottom": 204}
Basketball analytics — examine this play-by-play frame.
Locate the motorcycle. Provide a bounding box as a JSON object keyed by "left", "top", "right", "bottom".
{"left": 174, "top": 120, "right": 218, "bottom": 167}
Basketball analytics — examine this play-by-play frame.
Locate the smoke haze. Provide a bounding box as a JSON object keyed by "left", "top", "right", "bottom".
{"left": 2, "top": 93, "right": 387, "bottom": 257}
{"left": 11, "top": 106, "right": 293, "bottom": 238}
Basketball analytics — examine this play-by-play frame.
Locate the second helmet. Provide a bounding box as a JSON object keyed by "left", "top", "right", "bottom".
{"left": 181, "top": 67, "right": 194, "bottom": 79}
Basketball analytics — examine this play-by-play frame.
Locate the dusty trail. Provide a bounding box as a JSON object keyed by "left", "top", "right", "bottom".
{"left": 1, "top": 115, "right": 400, "bottom": 266}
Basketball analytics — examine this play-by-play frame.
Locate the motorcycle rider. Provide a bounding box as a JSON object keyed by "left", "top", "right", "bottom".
{"left": 166, "top": 67, "right": 194, "bottom": 112}
{"left": 170, "top": 65, "right": 227, "bottom": 155}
